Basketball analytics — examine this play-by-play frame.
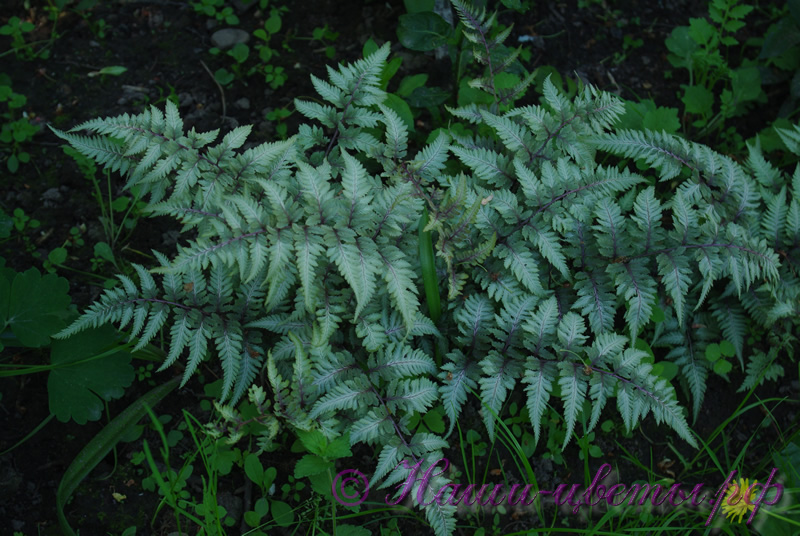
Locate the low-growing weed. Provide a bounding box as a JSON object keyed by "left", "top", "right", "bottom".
{"left": 0, "top": 74, "right": 39, "bottom": 172}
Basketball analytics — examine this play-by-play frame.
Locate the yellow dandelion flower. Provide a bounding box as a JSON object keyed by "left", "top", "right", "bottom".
{"left": 721, "top": 477, "right": 757, "bottom": 523}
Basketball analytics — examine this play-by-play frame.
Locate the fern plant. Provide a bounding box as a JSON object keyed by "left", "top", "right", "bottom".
{"left": 50, "top": 2, "right": 796, "bottom": 534}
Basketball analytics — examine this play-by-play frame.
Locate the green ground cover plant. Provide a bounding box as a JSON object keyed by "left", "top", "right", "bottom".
{"left": 198, "top": 0, "right": 290, "bottom": 91}
{"left": 664, "top": 0, "right": 759, "bottom": 139}
{"left": 659, "top": 0, "right": 800, "bottom": 154}
{"left": 0, "top": 73, "right": 39, "bottom": 173}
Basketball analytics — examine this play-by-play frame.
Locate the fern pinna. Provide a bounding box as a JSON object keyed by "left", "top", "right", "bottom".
{"left": 51, "top": 14, "right": 796, "bottom": 535}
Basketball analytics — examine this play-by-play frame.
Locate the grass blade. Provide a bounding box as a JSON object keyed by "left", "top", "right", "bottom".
{"left": 56, "top": 376, "right": 180, "bottom": 535}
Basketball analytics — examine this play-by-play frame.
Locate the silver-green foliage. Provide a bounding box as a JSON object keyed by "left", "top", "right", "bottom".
{"left": 51, "top": 20, "right": 798, "bottom": 535}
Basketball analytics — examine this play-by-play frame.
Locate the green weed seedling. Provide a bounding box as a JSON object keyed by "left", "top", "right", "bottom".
{"left": 136, "top": 363, "right": 155, "bottom": 384}
{"left": 192, "top": 0, "right": 239, "bottom": 25}
{"left": 71, "top": 0, "right": 111, "bottom": 40}
{"left": 208, "top": 386, "right": 362, "bottom": 534}
{"left": 0, "top": 116, "right": 38, "bottom": 173}
{"left": 264, "top": 105, "right": 292, "bottom": 139}
{"left": 615, "top": 98, "right": 682, "bottom": 135}
{"left": 406, "top": 405, "right": 446, "bottom": 435}
{"left": 260, "top": 63, "right": 287, "bottom": 90}
{"left": 253, "top": 7, "right": 285, "bottom": 62}
{"left": 205, "top": 4, "right": 289, "bottom": 91}
{"left": 251, "top": 6, "right": 289, "bottom": 89}
{"left": 10, "top": 207, "right": 40, "bottom": 235}
{"left": 576, "top": 431, "right": 603, "bottom": 462}
{"left": 210, "top": 42, "right": 248, "bottom": 87}
{"left": 286, "top": 22, "right": 339, "bottom": 60}
{"left": 704, "top": 339, "right": 736, "bottom": 376}
{"left": 61, "top": 145, "right": 145, "bottom": 268}
{"left": 612, "top": 34, "right": 644, "bottom": 65}
{"left": 140, "top": 410, "right": 208, "bottom": 533}
{"left": 0, "top": 16, "right": 36, "bottom": 59}
{"left": 1, "top": 74, "right": 39, "bottom": 173}
{"left": 541, "top": 408, "right": 567, "bottom": 467}
{"left": 665, "top": 0, "right": 761, "bottom": 140}
{"left": 502, "top": 401, "right": 536, "bottom": 458}
{"left": 4, "top": 207, "right": 43, "bottom": 257}
{"left": 364, "top": 1, "right": 535, "bottom": 144}
{"left": 311, "top": 24, "right": 339, "bottom": 60}
{"left": 464, "top": 427, "right": 488, "bottom": 458}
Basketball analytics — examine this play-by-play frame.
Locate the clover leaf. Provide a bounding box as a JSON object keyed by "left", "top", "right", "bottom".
{"left": 48, "top": 325, "right": 135, "bottom": 424}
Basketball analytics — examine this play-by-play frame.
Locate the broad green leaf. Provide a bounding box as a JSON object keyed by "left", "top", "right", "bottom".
{"left": 383, "top": 93, "right": 415, "bottom": 132}
{"left": 719, "top": 340, "right": 736, "bottom": 357}
{"left": 296, "top": 428, "right": 328, "bottom": 456}
{"left": 94, "top": 241, "right": 115, "bottom": 262}
{"left": 407, "top": 86, "right": 450, "bottom": 108}
{"left": 111, "top": 196, "right": 130, "bottom": 211}
{"left": 713, "top": 359, "right": 732, "bottom": 375}
{"left": 362, "top": 37, "right": 378, "bottom": 58}
{"left": 705, "top": 343, "right": 721, "bottom": 362}
{"left": 397, "top": 73, "right": 428, "bottom": 97}
{"left": 265, "top": 13, "right": 281, "bottom": 34}
{"left": 294, "top": 454, "right": 332, "bottom": 478}
{"left": 652, "top": 361, "right": 679, "bottom": 381}
{"left": 48, "top": 326, "right": 135, "bottom": 424}
{"left": 215, "top": 68, "right": 234, "bottom": 86}
{"left": 228, "top": 43, "right": 249, "bottom": 63}
{"left": 244, "top": 453, "right": 264, "bottom": 485}
{"left": 271, "top": 499, "right": 294, "bottom": 527}
{"left": 5, "top": 267, "right": 71, "bottom": 347}
{"left": 244, "top": 510, "right": 264, "bottom": 528}
{"left": 759, "top": 18, "right": 800, "bottom": 59}
{"left": 642, "top": 107, "right": 680, "bottom": 134}
{"left": 681, "top": 85, "right": 713, "bottom": 115}
{"left": 688, "top": 17, "right": 716, "bottom": 46}
{"left": 650, "top": 305, "right": 665, "bottom": 323}
{"left": 423, "top": 408, "right": 445, "bottom": 434}
{"left": 397, "top": 12, "right": 452, "bottom": 51}
{"left": 48, "top": 247, "right": 68, "bottom": 265}
{"left": 731, "top": 66, "right": 761, "bottom": 102}
{"left": 634, "top": 338, "right": 655, "bottom": 364}
{"left": 665, "top": 26, "right": 697, "bottom": 68}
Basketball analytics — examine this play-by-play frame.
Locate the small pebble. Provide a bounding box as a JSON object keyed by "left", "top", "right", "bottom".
{"left": 211, "top": 28, "right": 249, "bottom": 50}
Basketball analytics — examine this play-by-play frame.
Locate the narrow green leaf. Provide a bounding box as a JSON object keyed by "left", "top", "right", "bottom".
{"left": 57, "top": 377, "right": 179, "bottom": 536}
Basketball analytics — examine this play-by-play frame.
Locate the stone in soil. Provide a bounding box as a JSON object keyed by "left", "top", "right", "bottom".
{"left": 210, "top": 28, "right": 250, "bottom": 50}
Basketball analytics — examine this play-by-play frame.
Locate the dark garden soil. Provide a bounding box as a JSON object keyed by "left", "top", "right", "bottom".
{"left": 0, "top": 0, "right": 797, "bottom": 535}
